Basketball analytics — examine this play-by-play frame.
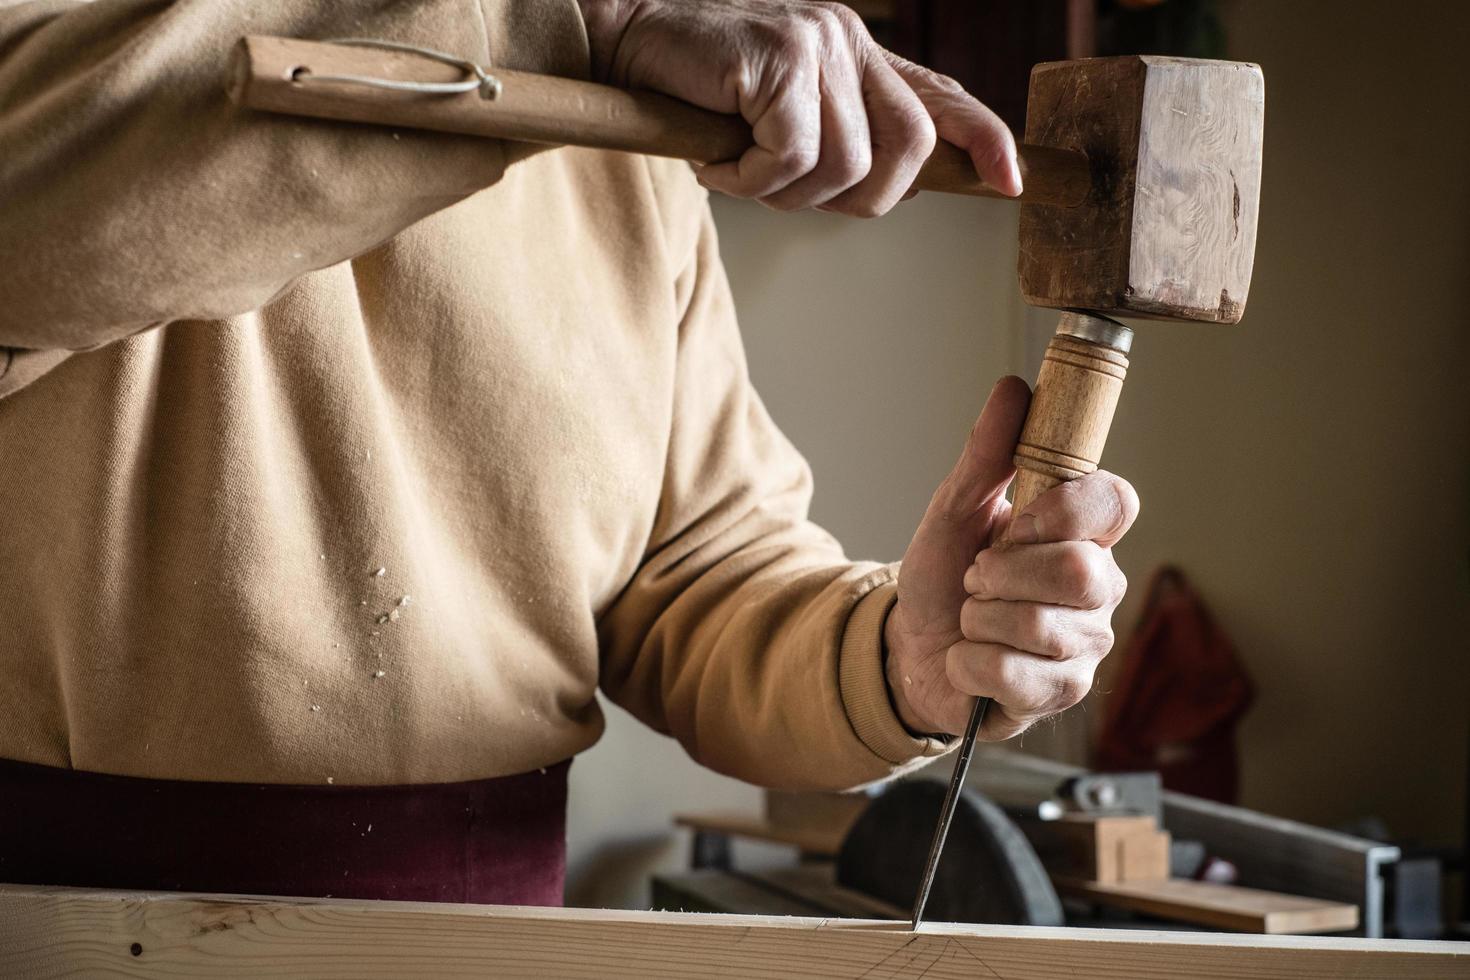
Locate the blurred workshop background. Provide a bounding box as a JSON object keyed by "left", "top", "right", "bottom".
{"left": 565, "top": 0, "right": 1470, "bottom": 926}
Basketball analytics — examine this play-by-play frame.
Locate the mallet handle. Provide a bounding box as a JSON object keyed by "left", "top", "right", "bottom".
{"left": 1011, "top": 313, "right": 1132, "bottom": 515}
{"left": 227, "top": 36, "right": 1090, "bottom": 207}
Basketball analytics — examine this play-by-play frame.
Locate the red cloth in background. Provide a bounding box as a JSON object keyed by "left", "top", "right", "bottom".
{"left": 0, "top": 757, "right": 569, "bottom": 904}
{"left": 1094, "top": 566, "right": 1253, "bottom": 803}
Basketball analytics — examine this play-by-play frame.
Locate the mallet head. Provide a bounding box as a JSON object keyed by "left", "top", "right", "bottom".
{"left": 1018, "top": 55, "right": 1265, "bottom": 324}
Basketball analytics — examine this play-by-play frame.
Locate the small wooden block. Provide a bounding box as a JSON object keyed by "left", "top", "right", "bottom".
{"left": 1020, "top": 813, "right": 1168, "bottom": 884}
{"left": 1118, "top": 829, "right": 1172, "bottom": 883}
{"left": 1055, "top": 877, "right": 1361, "bottom": 935}
{"left": 1019, "top": 55, "right": 1265, "bottom": 323}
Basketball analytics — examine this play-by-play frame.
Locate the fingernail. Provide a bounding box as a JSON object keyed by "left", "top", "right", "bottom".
{"left": 1010, "top": 512, "right": 1039, "bottom": 543}
{"left": 1009, "top": 156, "right": 1023, "bottom": 196}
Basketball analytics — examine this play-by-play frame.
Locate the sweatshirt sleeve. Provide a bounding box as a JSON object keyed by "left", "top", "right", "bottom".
{"left": 596, "top": 176, "right": 952, "bottom": 791}
{"left": 0, "top": 0, "right": 587, "bottom": 355}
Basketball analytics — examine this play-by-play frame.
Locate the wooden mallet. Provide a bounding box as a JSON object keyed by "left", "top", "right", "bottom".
{"left": 228, "top": 38, "right": 1262, "bottom": 516}
{"left": 228, "top": 38, "right": 1265, "bottom": 928}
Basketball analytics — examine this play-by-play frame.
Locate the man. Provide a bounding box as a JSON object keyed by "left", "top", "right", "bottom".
{"left": 0, "top": 0, "right": 1135, "bottom": 904}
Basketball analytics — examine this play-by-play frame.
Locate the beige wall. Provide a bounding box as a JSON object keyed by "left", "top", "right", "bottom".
{"left": 1110, "top": 0, "right": 1470, "bottom": 843}
{"left": 568, "top": 0, "right": 1470, "bottom": 909}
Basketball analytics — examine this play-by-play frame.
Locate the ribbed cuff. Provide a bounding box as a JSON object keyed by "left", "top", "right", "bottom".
{"left": 838, "top": 567, "right": 954, "bottom": 767}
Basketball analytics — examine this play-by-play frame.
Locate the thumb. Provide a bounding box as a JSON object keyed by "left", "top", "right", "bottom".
{"left": 929, "top": 376, "right": 1031, "bottom": 524}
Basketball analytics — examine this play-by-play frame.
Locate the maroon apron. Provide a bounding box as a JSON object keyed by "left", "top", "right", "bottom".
{"left": 0, "top": 757, "right": 569, "bottom": 904}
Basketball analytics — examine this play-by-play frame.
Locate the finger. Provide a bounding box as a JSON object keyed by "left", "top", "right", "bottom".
{"left": 698, "top": 59, "right": 821, "bottom": 200}
{"left": 818, "top": 52, "right": 935, "bottom": 217}
{"left": 946, "top": 641, "right": 1094, "bottom": 725}
{"left": 924, "top": 376, "right": 1030, "bottom": 527}
{"left": 964, "top": 541, "right": 1126, "bottom": 610}
{"left": 758, "top": 42, "right": 872, "bottom": 211}
{"left": 884, "top": 51, "right": 1021, "bottom": 197}
{"left": 1007, "top": 470, "right": 1140, "bottom": 547}
{"left": 959, "top": 597, "right": 1114, "bottom": 661}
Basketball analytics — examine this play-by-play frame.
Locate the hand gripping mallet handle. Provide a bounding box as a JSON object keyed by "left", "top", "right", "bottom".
{"left": 227, "top": 36, "right": 1091, "bottom": 207}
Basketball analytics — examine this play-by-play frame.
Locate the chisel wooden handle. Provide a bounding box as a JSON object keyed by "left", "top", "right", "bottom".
{"left": 227, "top": 36, "right": 1090, "bottom": 207}
{"left": 1011, "top": 312, "right": 1133, "bottom": 515}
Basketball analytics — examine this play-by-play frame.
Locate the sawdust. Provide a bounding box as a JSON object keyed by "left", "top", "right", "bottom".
{"left": 371, "top": 567, "right": 386, "bottom": 578}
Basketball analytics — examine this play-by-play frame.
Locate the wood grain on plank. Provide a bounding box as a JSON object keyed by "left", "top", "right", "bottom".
{"left": 2, "top": 884, "right": 1462, "bottom": 979}
{"left": 1056, "top": 877, "right": 1360, "bottom": 935}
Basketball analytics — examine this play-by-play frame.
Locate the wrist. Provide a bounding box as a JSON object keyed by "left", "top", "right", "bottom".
{"left": 882, "top": 605, "right": 944, "bottom": 738}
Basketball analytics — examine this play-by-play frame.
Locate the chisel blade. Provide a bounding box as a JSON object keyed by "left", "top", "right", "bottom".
{"left": 908, "top": 696, "right": 989, "bottom": 931}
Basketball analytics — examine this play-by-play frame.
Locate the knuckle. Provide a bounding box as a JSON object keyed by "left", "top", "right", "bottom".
{"left": 927, "top": 69, "right": 966, "bottom": 96}
{"left": 990, "top": 654, "right": 1025, "bottom": 700}
{"left": 1020, "top": 604, "right": 1054, "bottom": 650}
{"left": 834, "top": 146, "right": 873, "bottom": 185}
{"left": 963, "top": 560, "right": 987, "bottom": 597}
{"left": 1054, "top": 667, "right": 1094, "bottom": 710}
{"left": 771, "top": 20, "right": 820, "bottom": 64}
{"left": 903, "top": 106, "right": 938, "bottom": 156}
{"left": 813, "top": 2, "right": 855, "bottom": 37}
{"left": 1057, "top": 545, "right": 1097, "bottom": 604}
{"left": 780, "top": 142, "right": 821, "bottom": 177}
{"left": 825, "top": 1, "right": 865, "bottom": 31}
{"left": 960, "top": 596, "right": 984, "bottom": 640}
{"left": 1112, "top": 565, "right": 1129, "bottom": 604}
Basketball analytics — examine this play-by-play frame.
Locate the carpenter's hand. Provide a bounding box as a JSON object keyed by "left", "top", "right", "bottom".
{"left": 883, "top": 378, "right": 1139, "bottom": 739}
{"left": 577, "top": 0, "right": 1020, "bottom": 215}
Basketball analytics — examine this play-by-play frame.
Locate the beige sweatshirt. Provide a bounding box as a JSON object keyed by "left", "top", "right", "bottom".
{"left": 0, "top": 0, "right": 951, "bottom": 788}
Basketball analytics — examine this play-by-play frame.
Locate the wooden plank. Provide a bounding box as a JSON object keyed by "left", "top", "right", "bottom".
{"left": 746, "top": 865, "right": 909, "bottom": 921}
{"left": 652, "top": 870, "right": 830, "bottom": 917}
{"left": 674, "top": 811, "right": 846, "bottom": 856}
{"left": 1162, "top": 789, "right": 1400, "bottom": 936}
{"left": 1057, "top": 878, "right": 1360, "bottom": 935}
{"left": 1, "top": 884, "right": 1463, "bottom": 979}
